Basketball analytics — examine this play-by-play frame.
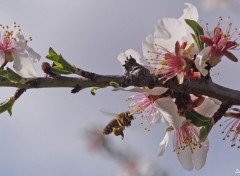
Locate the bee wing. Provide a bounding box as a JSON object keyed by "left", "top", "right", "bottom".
{"left": 100, "top": 110, "right": 118, "bottom": 117}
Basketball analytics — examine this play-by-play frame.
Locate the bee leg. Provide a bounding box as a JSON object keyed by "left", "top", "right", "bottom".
{"left": 120, "top": 132, "right": 124, "bottom": 140}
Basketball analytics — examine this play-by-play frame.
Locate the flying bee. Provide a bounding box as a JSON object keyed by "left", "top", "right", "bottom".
{"left": 102, "top": 111, "right": 134, "bottom": 139}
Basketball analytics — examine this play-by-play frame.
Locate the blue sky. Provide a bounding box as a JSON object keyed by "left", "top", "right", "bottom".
{"left": 0, "top": 0, "right": 239, "bottom": 175}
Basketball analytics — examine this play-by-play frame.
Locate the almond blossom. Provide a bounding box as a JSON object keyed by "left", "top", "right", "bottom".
{"left": 157, "top": 97, "right": 219, "bottom": 170}
{"left": 0, "top": 22, "right": 40, "bottom": 77}
{"left": 142, "top": 3, "right": 200, "bottom": 84}
{"left": 195, "top": 17, "right": 239, "bottom": 76}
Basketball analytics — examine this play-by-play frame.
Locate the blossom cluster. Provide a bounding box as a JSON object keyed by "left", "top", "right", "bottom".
{"left": 117, "top": 3, "right": 240, "bottom": 171}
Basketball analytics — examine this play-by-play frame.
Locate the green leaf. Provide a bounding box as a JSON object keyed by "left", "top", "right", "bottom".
{"left": 185, "top": 110, "right": 211, "bottom": 127}
{"left": 0, "top": 98, "right": 15, "bottom": 116}
{"left": 91, "top": 87, "right": 101, "bottom": 96}
{"left": 185, "top": 19, "right": 204, "bottom": 51}
{"left": 46, "top": 48, "right": 75, "bottom": 74}
{"left": 0, "top": 68, "right": 24, "bottom": 84}
{"left": 199, "top": 121, "right": 213, "bottom": 142}
{"left": 51, "top": 66, "right": 73, "bottom": 75}
{"left": 109, "top": 81, "right": 119, "bottom": 88}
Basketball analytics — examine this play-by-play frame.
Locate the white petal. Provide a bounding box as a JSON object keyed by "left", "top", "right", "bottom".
{"left": 0, "top": 51, "right": 5, "bottom": 66}
{"left": 125, "top": 49, "right": 142, "bottom": 64}
{"left": 117, "top": 52, "right": 128, "bottom": 66}
{"left": 157, "top": 131, "right": 170, "bottom": 156}
{"left": 151, "top": 111, "right": 164, "bottom": 123}
{"left": 177, "top": 72, "right": 184, "bottom": 84}
{"left": 14, "top": 33, "right": 27, "bottom": 52}
{"left": 26, "top": 46, "right": 41, "bottom": 62}
{"left": 142, "top": 34, "right": 157, "bottom": 62}
{"left": 192, "top": 138, "right": 209, "bottom": 170}
{"left": 194, "top": 47, "right": 211, "bottom": 76}
{"left": 112, "top": 86, "right": 167, "bottom": 95}
{"left": 112, "top": 86, "right": 145, "bottom": 92}
{"left": 179, "top": 3, "right": 199, "bottom": 22}
{"left": 196, "top": 96, "right": 220, "bottom": 117}
{"left": 13, "top": 52, "right": 38, "bottom": 78}
{"left": 117, "top": 49, "right": 143, "bottom": 65}
{"left": 177, "top": 147, "right": 194, "bottom": 171}
{"left": 147, "top": 87, "right": 168, "bottom": 95}
{"left": 154, "top": 18, "right": 187, "bottom": 52}
{"left": 154, "top": 98, "right": 183, "bottom": 128}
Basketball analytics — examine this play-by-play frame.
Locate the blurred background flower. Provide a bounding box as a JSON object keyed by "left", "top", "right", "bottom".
{"left": 85, "top": 126, "right": 169, "bottom": 176}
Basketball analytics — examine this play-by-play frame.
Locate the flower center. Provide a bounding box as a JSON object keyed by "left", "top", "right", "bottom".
{"left": 127, "top": 94, "right": 159, "bottom": 124}
{"left": 174, "top": 124, "right": 202, "bottom": 154}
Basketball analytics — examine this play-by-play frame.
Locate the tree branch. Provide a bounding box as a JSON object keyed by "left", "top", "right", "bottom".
{"left": 0, "top": 73, "right": 240, "bottom": 106}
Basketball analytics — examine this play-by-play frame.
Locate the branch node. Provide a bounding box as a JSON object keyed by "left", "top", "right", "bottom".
{"left": 122, "top": 57, "right": 154, "bottom": 88}
{"left": 71, "top": 84, "right": 82, "bottom": 94}
{"left": 26, "top": 78, "right": 40, "bottom": 88}
{"left": 41, "top": 62, "right": 58, "bottom": 77}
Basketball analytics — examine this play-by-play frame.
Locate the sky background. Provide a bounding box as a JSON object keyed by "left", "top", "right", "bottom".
{"left": 0, "top": 0, "right": 240, "bottom": 176}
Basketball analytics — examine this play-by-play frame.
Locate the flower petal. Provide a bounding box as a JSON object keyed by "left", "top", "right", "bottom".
{"left": 196, "top": 96, "right": 220, "bottom": 117}
{"left": 112, "top": 86, "right": 168, "bottom": 96}
{"left": 117, "top": 49, "right": 143, "bottom": 65}
{"left": 14, "top": 33, "right": 27, "bottom": 52}
{"left": 154, "top": 18, "right": 188, "bottom": 52}
{"left": 178, "top": 3, "right": 199, "bottom": 22}
{"left": 26, "top": 46, "right": 41, "bottom": 62}
{"left": 0, "top": 51, "right": 5, "bottom": 66}
{"left": 154, "top": 98, "right": 183, "bottom": 128}
{"left": 157, "top": 131, "right": 170, "bottom": 156}
{"left": 13, "top": 52, "right": 38, "bottom": 78}
{"left": 177, "top": 72, "right": 184, "bottom": 84}
{"left": 192, "top": 138, "right": 209, "bottom": 170}
{"left": 177, "top": 146, "right": 194, "bottom": 171}
{"left": 142, "top": 34, "right": 157, "bottom": 62}
{"left": 194, "top": 47, "right": 211, "bottom": 76}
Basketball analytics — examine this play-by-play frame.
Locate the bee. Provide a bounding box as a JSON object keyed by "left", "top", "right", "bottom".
{"left": 102, "top": 111, "right": 134, "bottom": 139}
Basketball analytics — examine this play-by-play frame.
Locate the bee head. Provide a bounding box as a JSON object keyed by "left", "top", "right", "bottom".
{"left": 125, "top": 111, "right": 134, "bottom": 122}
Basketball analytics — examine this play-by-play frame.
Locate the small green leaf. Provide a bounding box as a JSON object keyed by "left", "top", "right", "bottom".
{"left": 109, "top": 81, "right": 119, "bottom": 88}
{"left": 185, "top": 19, "right": 204, "bottom": 35}
{"left": 185, "top": 19, "right": 204, "bottom": 50}
{"left": 91, "top": 87, "right": 101, "bottom": 96}
{"left": 0, "top": 68, "right": 24, "bottom": 84}
{"left": 51, "top": 66, "right": 73, "bottom": 75}
{"left": 46, "top": 48, "right": 75, "bottom": 74}
{"left": 0, "top": 98, "right": 15, "bottom": 116}
{"left": 199, "top": 121, "right": 213, "bottom": 142}
{"left": 185, "top": 110, "right": 211, "bottom": 127}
